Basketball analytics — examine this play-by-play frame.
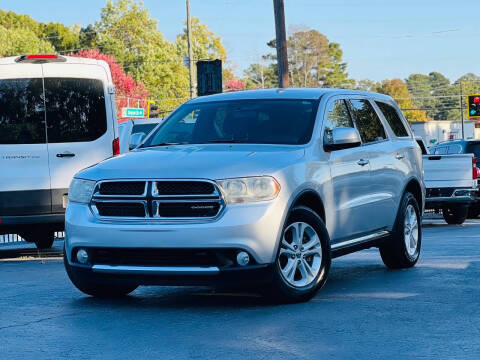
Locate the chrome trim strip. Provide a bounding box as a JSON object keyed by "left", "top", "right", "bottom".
{"left": 92, "top": 264, "right": 220, "bottom": 275}
{"left": 331, "top": 230, "right": 389, "bottom": 250}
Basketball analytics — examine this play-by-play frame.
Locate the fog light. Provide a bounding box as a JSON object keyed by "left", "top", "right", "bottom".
{"left": 236, "top": 251, "right": 250, "bottom": 266}
{"left": 76, "top": 249, "right": 89, "bottom": 264}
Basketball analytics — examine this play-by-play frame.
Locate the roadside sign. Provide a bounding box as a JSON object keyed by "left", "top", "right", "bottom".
{"left": 121, "top": 107, "right": 145, "bottom": 118}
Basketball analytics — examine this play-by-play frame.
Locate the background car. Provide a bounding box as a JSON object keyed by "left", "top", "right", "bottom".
{"left": 118, "top": 118, "right": 163, "bottom": 152}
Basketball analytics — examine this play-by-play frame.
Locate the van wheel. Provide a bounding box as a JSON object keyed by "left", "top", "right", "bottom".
{"left": 380, "top": 192, "right": 421, "bottom": 269}
{"left": 264, "top": 206, "right": 331, "bottom": 303}
{"left": 64, "top": 248, "right": 137, "bottom": 298}
{"left": 442, "top": 206, "right": 468, "bottom": 225}
{"left": 20, "top": 229, "right": 55, "bottom": 249}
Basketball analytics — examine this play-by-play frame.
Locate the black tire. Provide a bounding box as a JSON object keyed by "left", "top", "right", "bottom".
{"left": 20, "top": 228, "right": 55, "bottom": 249}
{"left": 63, "top": 248, "right": 137, "bottom": 298}
{"left": 380, "top": 192, "right": 421, "bottom": 269}
{"left": 264, "top": 206, "right": 331, "bottom": 303}
{"left": 442, "top": 205, "right": 468, "bottom": 225}
{"left": 467, "top": 205, "right": 480, "bottom": 219}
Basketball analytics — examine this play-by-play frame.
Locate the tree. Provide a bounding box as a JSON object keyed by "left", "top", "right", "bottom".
{"left": 378, "top": 79, "right": 427, "bottom": 122}
{"left": 224, "top": 78, "right": 245, "bottom": 92}
{"left": 70, "top": 49, "right": 149, "bottom": 118}
{"left": 243, "top": 59, "right": 277, "bottom": 89}
{"left": 0, "top": 26, "right": 55, "bottom": 57}
{"left": 243, "top": 27, "right": 353, "bottom": 89}
{"left": 95, "top": 0, "right": 189, "bottom": 111}
{"left": 175, "top": 17, "right": 233, "bottom": 85}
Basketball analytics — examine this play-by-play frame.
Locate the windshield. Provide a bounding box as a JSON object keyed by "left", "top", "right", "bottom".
{"left": 142, "top": 99, "right": 318, "bottom": 147}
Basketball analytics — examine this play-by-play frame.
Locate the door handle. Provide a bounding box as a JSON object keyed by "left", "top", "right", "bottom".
{"left": 56, "top": 152, "right": 75, "bottom": 158}
{"left": 395, "top": 153, "right": 405, "bottom": 160}
{"left": 357, "top": 159, "right": 369, "bottom": 166}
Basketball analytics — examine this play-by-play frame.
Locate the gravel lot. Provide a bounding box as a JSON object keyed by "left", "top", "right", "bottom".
{"left": 1, "top": 219, "right": 479, "bottom": 359}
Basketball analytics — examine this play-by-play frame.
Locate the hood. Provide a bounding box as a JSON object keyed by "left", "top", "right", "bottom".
{"left": 76, "top": 144, "right": 305, "bottom": 180}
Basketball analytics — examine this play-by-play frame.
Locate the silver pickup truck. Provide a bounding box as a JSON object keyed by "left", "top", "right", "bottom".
{"left": 417, "top": 138, "right": 479, "bottom": 224}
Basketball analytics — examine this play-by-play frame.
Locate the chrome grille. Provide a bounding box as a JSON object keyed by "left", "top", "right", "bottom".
{"left": 91, "top": 180, "right": 224, "bottom": 221}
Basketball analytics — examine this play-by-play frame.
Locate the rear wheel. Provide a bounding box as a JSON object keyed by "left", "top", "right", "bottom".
{"left": 64, "top": 248, "right": 138, "bottom": 298}
{"left": 442, "top": 205, "right": 468, "bottom": 225}
{"left": 264, "top": 206, "right": 331, "bottom": 303}
{"left": 380, "top": 192, "right": 421, "bottom": 269}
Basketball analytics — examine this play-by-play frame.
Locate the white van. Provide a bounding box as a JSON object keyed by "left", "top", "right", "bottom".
{"left": 0, "top": 55, "right": 120, "bottom": 249}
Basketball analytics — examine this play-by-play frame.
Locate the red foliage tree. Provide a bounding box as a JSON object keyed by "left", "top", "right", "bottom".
{"left": 225, "top": 78, "right": 246, "bottom": 92}
{"left": 69, "top": 49, "right": 150, "bottom": 120}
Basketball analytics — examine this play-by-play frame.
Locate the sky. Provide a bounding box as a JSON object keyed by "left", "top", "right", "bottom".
{"left": 1, "top": 0, "right": 478, "bottom": 82}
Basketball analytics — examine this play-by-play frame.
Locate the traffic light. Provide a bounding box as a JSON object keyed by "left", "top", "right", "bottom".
{"left": 147, "top": 100, "right": 159, "bottom": 118}
{"left": 468, "top": 94, "right": 480, "bottom": 118}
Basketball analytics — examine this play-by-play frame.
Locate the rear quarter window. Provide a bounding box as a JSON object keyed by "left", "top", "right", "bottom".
{"left": 44, "top": 78, "right": 107, "bottom": 143}
{"left": 375, "top": 101, "right": 409, "bottom": 137}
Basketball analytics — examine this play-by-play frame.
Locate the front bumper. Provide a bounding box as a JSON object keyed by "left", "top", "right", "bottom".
{"left": 65, "top": 198, "right": 287, "bottom": 281}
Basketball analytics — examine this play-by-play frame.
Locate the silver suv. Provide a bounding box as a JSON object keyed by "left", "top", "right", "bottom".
{"left": 64, "top": 89, "right": 424, "bottom": 303}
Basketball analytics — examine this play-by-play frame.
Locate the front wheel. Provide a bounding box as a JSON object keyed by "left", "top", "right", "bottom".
{"left": 264, "top": 206, "right": 331, "bottom": 303}
{"left": 442, "top": 205, "right": 468, "bottom": 225}
{"left": 380, "top": 192, "right": 421, "bottom": 269}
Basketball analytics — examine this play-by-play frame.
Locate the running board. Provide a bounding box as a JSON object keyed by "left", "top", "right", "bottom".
{"left": 331, "top": 230, "right": 390, "bottom": 251}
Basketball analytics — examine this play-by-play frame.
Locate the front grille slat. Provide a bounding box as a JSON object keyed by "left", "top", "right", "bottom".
{"left": 92, "top": 180, "right": 223, "bottom": 220}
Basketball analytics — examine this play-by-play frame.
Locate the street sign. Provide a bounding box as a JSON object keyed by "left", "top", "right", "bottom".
{"left": 468, "top": 94, "right": 480, "bottom": 119}
{"left": 121, "top": 107, "right": 145, "bottom": 118}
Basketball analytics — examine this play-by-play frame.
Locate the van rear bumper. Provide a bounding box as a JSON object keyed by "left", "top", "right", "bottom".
{"left": 0, "top": 214, "right": 64, "bottom": 234}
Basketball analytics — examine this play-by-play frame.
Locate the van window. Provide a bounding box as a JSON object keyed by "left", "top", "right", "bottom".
{"left": 447, "top": 144, "right": 462, "bottom": 154}
{"left": 323, "top": 100, "right": 354, "bottom": 144}
{"left": 0, "top": 78, "right": 46, "bottom": 144}
{"left": 44, "top": 78, "right": 107, "bottom": 143}
{"left": 349, "top": 99, "right": 386, "bottom": 143}
{"left": 375, "top": 101, "right": 409, "bottom": 137}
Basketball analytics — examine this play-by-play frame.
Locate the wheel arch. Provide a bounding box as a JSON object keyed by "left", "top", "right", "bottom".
{"left": 403, "top": 178, "right": 424, "bottom": 210}
{"left": 289, "top": 190, "right": 326, "bottom": 223}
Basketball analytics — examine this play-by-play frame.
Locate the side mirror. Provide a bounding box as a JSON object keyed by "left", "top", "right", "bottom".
{"left": 324, "top": 127, "right": 361, "bottom": 151}
{"left": 129, "top": 132, "right": 146, "bottom": 150}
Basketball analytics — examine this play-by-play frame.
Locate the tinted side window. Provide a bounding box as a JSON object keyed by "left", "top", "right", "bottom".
{"left": 349, "top": 99, "right": 386, "bottom": 143}
{"left": 433, "top": 147, "right": 447, "bottom": 155}
{"left": 0, "top": 78, "right": 46, "bottom": 144}
{"left": 447, "top": 145, "right": 462, "bottom": 154}
{"left": 375, "top": 101, "right": 409, "bottom": 137}
{"left": 44, "top": 78, "right": 107, "bottom": 143}
{"left": 323, "top": 100, "right": 354, "bottom": 144}
{"left": 132, "top": 124, "right": 158, "bottom": 136}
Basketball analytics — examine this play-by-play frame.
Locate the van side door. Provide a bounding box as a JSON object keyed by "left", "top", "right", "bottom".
{"left": 0, "top": 65, "right": 52, "bottom": 216}
{"left": 42, "top": 64, "right": 116, "bottom": 213}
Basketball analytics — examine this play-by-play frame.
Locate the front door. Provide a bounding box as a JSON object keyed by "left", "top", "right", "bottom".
{"left": 0, "top": 64, "right": 52, "bottom": 216}
{"left": 323, "top": 98, "right": 373, "bottom": 241}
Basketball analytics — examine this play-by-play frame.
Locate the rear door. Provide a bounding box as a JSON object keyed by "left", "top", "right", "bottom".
{"left": 42, "top": 64, "right": 115, "bottom": 213}
{"left": 0, "top": 64, "right": 52, "bottom": 215}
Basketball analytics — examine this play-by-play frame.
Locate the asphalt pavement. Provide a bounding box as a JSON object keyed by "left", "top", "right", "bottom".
{"left": 1, "top": 219, "right": 479, "bottom": 359}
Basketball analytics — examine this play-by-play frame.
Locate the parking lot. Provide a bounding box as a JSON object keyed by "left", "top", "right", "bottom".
{"left": 1, "top": 218, "right": 479, "bottom": 360}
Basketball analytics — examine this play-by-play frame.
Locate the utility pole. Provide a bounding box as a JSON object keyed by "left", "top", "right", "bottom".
{"left": 186, "top": 0, "right": 195, "bottom": 98}
{"left": 460, "top": 81, "right": 465, "bottom": 139}
{"left": 273, "top": 0, "right": 289, "bottom": 88}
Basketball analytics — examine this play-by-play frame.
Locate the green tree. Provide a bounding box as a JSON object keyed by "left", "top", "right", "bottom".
{"left": 95, "top": 0, "right": 189, "bottom": 111}
{"left": 378, "top": 78, "right": 427, "bottom": 122}
{"left": 243, "top": 27, "right": 353, "bottom": 89}
{"left": 0, "top": 26, "right": 55, "bottom": 57}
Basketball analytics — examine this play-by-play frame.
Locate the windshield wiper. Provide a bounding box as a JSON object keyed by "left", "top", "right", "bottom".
{"left": 141, "top": 142, "right": 187, "bottom": 148}
{"left": 206, "top": 139, "right": 245, "bottom": 144}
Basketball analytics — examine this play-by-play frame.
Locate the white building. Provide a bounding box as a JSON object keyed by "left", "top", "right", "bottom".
{"left": 410, "top": 120, "right": 478, "bottom": 145}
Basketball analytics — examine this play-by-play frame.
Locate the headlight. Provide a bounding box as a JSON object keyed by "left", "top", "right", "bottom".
{"left": 216, "top": 176, "right": 280, "bottom": 204}
{"left": 68, "top": 178, "right": 96, "bottom": 204}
